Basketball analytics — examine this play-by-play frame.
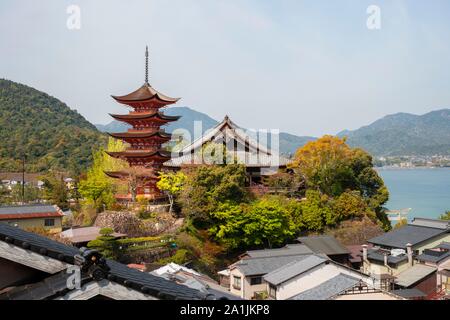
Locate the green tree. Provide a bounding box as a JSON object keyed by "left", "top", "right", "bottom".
{"left": 209, "top": 197, "right": 296, "bottom": 249}
{"left": 42, "top": 174, "right": 69, "bottom": 210}
{"left": 332, "top": 191, "right": 373, "bottom": 221}
{"left": 178, "top": 164, "right": 249, "bottom": 227}
{"left": 87, "top": 227, "right": 120, "bottom": 260}
{"left": 439, "top": 211, "right": 450, "bottom": 220}
{"left": 157, "top": 171, "right": 186, "bottom": 213}
{"left": 297, "top": 190, "right": 335, "bottom": 232}
{"left": 78, "top": 138, "right": 128, "bottom": 211}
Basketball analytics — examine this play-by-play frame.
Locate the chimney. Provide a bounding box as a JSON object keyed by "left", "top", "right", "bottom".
{"left": 406, "top": 243, "right": 413, "bottom": 266}
{"left": 362, "top": 244, "right": 368, "bottom": 262}
{"left": 383, "top": 253, "right": 388, "bottom": 267}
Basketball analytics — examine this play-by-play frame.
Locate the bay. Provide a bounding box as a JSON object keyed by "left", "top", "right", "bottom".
{"left": 377, "top": 168, "right": 450, "bottom": 222}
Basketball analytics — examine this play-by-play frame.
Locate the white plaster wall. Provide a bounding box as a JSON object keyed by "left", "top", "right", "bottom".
{"left": 274, "top": 263, "right": 372, "bottom": 300}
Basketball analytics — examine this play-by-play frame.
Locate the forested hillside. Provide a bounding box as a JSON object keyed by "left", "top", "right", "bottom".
{"left": 0, "top": 79, "right": 106, "bottom": 174}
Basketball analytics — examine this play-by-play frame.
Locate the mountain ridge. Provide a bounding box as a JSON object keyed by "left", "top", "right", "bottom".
{"left": 0, "top": 79, "right": 106, "bottom": 173}
{"left": 338, "top": 109, "right": 450, "bottom": 156}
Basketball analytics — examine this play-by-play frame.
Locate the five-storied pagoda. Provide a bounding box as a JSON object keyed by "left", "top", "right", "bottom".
{"left": 105, "top": 46, "right": 180, "bottom": 201}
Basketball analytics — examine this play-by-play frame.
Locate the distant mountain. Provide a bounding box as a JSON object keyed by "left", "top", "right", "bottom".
{"left": 338, "top": 109, "right": 450, "bottom": 156}
{"left": 96, "top": 107, "right": 316, "bottom": 155}
{"left": 0, "top": 79, "right": 106, "bottom": 173}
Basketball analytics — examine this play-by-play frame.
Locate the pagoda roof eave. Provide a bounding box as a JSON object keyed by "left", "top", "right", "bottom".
{"left": 107, "top": 131, "right": 172, "bottom": 140}
{"left": 109, "top": 112, "right": 180, "bottom": 122}
{"left": 105, "top": 150, "right": 172, "bottom": 160}
{"left": 111, "top": 83, "right": 180, "bottom": 104}
{"left": 104, "top": 170, "right": 159, "bottom": 180}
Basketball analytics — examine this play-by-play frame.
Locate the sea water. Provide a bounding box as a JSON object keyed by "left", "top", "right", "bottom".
{"left": 377, "top": 168, "right": 450, "bottom": 221}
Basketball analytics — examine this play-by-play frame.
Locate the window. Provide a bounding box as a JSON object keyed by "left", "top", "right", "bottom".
{"left": 44, "top": 219, "right": 55, "bottom": 227}
{"left": 269, "top": 284, "right": 277, "bottom": 299}
{"left": 233, "top": 276, "right": 241, "bottom": 290}
{"left": 250, "top": 276, "right": 262, "bottom": 286}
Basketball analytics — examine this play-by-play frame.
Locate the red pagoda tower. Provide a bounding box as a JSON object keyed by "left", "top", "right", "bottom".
{"left": 105, "top": 46, "right": 180, "bottom": 201}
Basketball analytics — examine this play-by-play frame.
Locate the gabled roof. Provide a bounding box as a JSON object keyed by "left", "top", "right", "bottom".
{"left": 391, "top": 288, "right": 427, "bottom": 299}
{"left": 0, "top": 204, "right": 64, "bottom": 220}
{"left": 112, "top": 83, "right": 179, "bottom": 104}
{"left": 366, "top": 248, "right": 408, "bottom": 266}
{"left": 263, "top": 255, "right": 328, "bottom": 285}
{"left": 231, "top": 255, "right": 309, "bottom": 277}
{"left": 288, "top": 273, "right": 361, "bottom": 300}
{"left": 164, "top": 152, "right": 291, "bottom": 168}
{"left": 395, "top": 264, "right": 437, "bottom": 288}
{"left": 368, "top": 224, "right": 448, "bottom": 249}
{"left": 0, "top": 223, "right": 205, "bottom": 300}
{"left": 410, "top": 218, "right": 450, "bottom": 230}
{"left": 60, "top": 227, "right": 127, "bottom": 244}
{"left": 165, "top": 116, "right": 292, "bottom": 169}
{"left": 179, "top": 116, "right": 273, "bottom": 156}
{"left": 243, "top": 244, "right": 313, "bottom": 259}
{"left": 297, "top": 235, "right": 350, "bottom": 256}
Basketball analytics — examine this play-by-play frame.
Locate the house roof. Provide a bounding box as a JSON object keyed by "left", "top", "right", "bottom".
{"left": 0, "top": 270, "right": 73, "bottom": 300}
{"left": 263, "top": 255, "right": 328, "bottom": 285}
{"left": 416, "top": 248, "right": 450, "bottom": 264}
{"left": 297, "top": 235, "right": 350, "bottom": 256}
{"left": 164, "top": 152, "right": 291, "bottom": 168}
{"left": 436, "top": 242, "right": 450, "bottom": 250}
{"left": 0, "top": 223, "right": 207, "bottom": 300}
{"left": 164, "top": 116, "right": 292, "bottom": 169}
{"left": 288, "top": 273, "right": 361, "bottom": 300}
{"left": 368, "top": 225, "right": 448, "bottom": 249}
{"left": 243, "top": 244, "right": 313, "bottom": 259}
{"left": 395, "top": 264, "right": 437, "bottom": 288}
{"left": 179, "top": 116, "right": 272, "bottom": 156}
{"left": 232, "top": 255, "right": 310, "bottom": 277}
{"left": 366, "top": 248, "right": 408, "bottom": 266}
{"left": 410, "top": 218, "right": 450, "bottom": 230}
{"left": 391, "top": 288, "right": 427, "bottom": 299}
{"left": 346, "top": 244, "right": 373, "bottom": 263}
{"left": 0, "top": 204, "right": 64, "bottom": 220}
{"left": 60, "top": 227, "right": 127, "bottom": 244}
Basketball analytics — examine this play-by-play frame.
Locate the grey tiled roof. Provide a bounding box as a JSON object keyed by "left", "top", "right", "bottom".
{"left": 297, "top": 235, "right": 349, "bottom": 255}
{"left": 367, "top": 249, "right": 408, "bottom": 265}
{"left": 233, "top": 255, "right": 310, "bottom": 276}
{"left": 0, "top": 271, "right": 72, "bottom": 300}
{"left": 436, "top": 242, "right": 450, "bottom": 250}
{"left": 411, "top": 218, "right": 450, "bottom": 230}
{"left": 0, "top": 223, "right": 206, "bottom": 300}
{"left": 395, "top": 264, "right": 437, "bottom": 288}
{"left": 391, "top": 288, "right": 427, "bottom": 299}
{"left": 263, "top": 255, "right": 327, "bottom": 285}
{"left": 416, "top": 249, "right": 450, "bottom": 264}
{"left": 288, "top": 273, "right": 360, "bottom": 300}
{"left": 0, "top": 204, "right": 60, "bottom": 215}
{"left": 245, "top": 244, "right": 313, "bottom": 258}
{"left": 368, "top": 225, "right": 448, "bottom": 249}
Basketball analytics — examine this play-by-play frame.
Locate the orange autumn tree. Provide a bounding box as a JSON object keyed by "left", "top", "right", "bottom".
{"left": 289, "top": 135, "right": 391, "bottom": 230}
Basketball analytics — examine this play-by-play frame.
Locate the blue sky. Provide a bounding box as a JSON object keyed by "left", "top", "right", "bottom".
{"left": 1, "top": 0, "right": 449, "bottom": 136}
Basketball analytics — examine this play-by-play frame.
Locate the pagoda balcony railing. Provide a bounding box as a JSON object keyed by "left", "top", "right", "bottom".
{"left": 127, "top": 128, "right": 165, "bottom": 133}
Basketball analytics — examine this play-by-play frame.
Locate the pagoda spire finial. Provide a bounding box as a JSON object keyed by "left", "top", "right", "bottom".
{"left": 145, "top": 45, "right": 149, "bottom": 84}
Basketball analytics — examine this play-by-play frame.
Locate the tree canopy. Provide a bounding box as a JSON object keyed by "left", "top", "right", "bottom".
{"left": 0, "top": 79, "right": 106, "bottom": 174}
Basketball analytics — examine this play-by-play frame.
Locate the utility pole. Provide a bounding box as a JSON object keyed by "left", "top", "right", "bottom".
{"left": 22, "top": 155, "right": 25, "bottom": 204}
